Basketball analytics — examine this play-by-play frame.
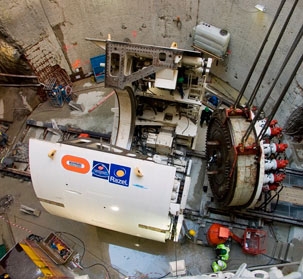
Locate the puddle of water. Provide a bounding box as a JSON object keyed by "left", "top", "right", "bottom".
{"left": 109, "top": 244, "right": 170, "bottom": 277}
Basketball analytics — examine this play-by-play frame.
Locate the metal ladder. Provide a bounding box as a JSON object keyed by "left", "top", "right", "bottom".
{"left": 271, "top": 240, "right": 294, "bottom": 262}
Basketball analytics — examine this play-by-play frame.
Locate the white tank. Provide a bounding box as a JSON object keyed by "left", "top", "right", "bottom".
{"left": 193, "top": 22, "right": 230, "bottom": 58}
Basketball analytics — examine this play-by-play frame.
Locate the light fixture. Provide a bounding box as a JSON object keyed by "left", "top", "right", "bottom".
{"left": 255, "top": 4, "right": 266, "bottom": 12}
{"left": 110, "top": 206, "right": 119, "bottom": 211}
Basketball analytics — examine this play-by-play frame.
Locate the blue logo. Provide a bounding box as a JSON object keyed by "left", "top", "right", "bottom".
{"left": 92, "top": 161, "right": 131, "bottom": 187}
{"left": 92, "top": 161, "right": 110, "bottom": 179}
{"left": 109, "top": 164, "right": 131, "bottom": 187}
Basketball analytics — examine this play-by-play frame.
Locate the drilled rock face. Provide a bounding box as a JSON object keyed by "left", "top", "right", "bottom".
{"left": 285, "top": 64, "right": 303, "bottom": 134}
{"left": 284, "top": 107, "right": 303, "bottom": 142}
{"left": 286, "top": 69, "right": 303, "bottom": 141}
{"left": 0, "top": 37, "right": 32, "bottom": 83}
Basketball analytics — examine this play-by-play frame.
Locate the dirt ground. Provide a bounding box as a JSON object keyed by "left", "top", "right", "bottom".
{"left": 0, "top": 86, "right": 40, "bottom": 157}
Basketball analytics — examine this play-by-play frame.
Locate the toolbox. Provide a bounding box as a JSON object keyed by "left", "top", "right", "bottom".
{"left": 39, "top": 233, "right": 73, "bottom": 264}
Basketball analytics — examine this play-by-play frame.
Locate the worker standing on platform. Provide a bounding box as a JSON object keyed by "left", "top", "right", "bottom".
{"left": 176, "top": 69, "right": 185, "bottom": 99}
{"left": 200, "top": 107, "right": 212, "bottom": 127}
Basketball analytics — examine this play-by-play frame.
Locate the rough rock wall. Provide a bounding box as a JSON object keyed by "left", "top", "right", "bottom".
{"left": 0, "top": 36, "right": 31, "bottom": 83}
{"left": 0, "top": 0, "right": 70, "bottom": 74}
{"left": 0, "top": 0, "right": 302, "bottom": 127}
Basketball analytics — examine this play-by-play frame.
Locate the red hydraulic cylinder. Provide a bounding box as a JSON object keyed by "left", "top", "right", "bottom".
{"left": 269, "top": 119, "right": 278, "bottom": 127}
{"left": 263, "top": 173, "right": 286, "bottom": 184}
{"left": 263, "top": 143, "right": 288, "bottom": 155}
{"left": 264, "top": 159, "right": 289, "bottom": 170}
{"left": 263, "top": 183, "right": 279, "bottom": 192}
{"left": 276, "top": 159, "right": 289, "bottom": 169}
{"left": 264, "top": 127, "right": 283, "bottom": 137}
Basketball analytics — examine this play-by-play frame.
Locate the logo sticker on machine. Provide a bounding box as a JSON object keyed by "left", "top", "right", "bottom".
{"left": 92, "top": 161, "right": 110, "bottom": 179}
{"left": 92, "top": 161, "right": 131, "bottom": 187}
{"left": 61, "top": 155, "right": 90, "bottom": 174}
{"left": 109, "top": 164, "right": 131, "bottom": 187}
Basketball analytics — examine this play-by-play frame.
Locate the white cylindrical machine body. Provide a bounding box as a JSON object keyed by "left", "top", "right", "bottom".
{"left": 29, "top": 138, "right": 185, "bottom": 242}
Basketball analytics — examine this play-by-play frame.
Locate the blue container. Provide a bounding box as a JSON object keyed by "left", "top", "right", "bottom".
{"left": 90, "top": 54, "right": 106, "bottom": 83}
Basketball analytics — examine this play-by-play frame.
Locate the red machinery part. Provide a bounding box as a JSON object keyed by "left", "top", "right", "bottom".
{"left": 263, "top": 173, "right": 286, "bottom": 184}
{"left": 207, "top": 223, "right": 267, "bottom": 255}
{"left": 276, "top": 159, "right": 289, "bottom": 169}
{"left": 257, "top": 119, "right": 278, "bottom": 128}
{"left": 207, "top": 223, "right": 230, "bottom": 246}
{"left": 263, "top": 143, "right": 288, "bottom": 155}
{"left": 264, "top": 127, "right": 283, "bottom": 137}
{"left": 207, "top": 223, "right": 245, "bottom": 247}
{"left": 269, "top": 127, "right": 283, "bottom": 136}
{"left": 78, "top": 133, "right": 90, "bottom": 138}
{"left": 274, "top": 173, "right": 286, "bottom": 182}
{"left": 269, "top": 119, "right": 278, "bottom": 127}
{"left": 257, "top": 119, "right": 281, "bottom": 136}
{"left": 262, "top": 183, "right": 279, "bottom": 192}
{"left": 274, "top": 143, "right": 288, "bottom": 153}
{"left": 242, "top": 228, "right": 267, "bottom": 255}
{"left": 264, "top": 159, "right": 289, "bottom": 170}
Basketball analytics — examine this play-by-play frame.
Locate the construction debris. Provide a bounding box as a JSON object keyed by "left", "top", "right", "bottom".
{"left": 0, "top": 156, "right": 14, "bottom": 169}
{"left": 68, "top": 100, "right": 85, "bottom": 111}
{"left": 20, "top": 204, "right": 41, "bottom": 217}
{"left": 26, "top": 119, "right": 111, "bottom": 140}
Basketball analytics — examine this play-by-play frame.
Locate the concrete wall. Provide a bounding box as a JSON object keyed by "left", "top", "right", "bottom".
{"left": 0, "top": 0, "right": 302, "bottom": 126}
